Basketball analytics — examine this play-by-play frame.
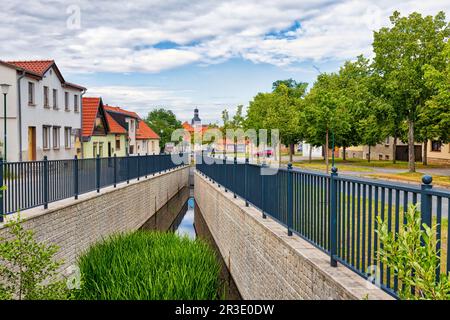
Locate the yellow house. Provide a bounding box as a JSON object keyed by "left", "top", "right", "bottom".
{"left": 428, "top": 140, "right": 450, "bottom": 165}
{"left": 81, "top": 97, "right": 127, "bottom": 158}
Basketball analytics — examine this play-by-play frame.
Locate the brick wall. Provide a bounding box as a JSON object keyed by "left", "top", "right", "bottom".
{"left": 194, "top": 171, "right": 392, "bottom": 300}
{"left": 0, "top": 166, "right": 190, "bottom": 271}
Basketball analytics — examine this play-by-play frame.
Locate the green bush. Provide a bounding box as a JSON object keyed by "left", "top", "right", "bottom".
{"left": 377, "top": 204, "right": 450, "bottom": 300}
{"left": 0, "top": 214, "right": 70, "bottom": 300}
{"left": 75, "top": 231, "right": 221, "bottom": 300}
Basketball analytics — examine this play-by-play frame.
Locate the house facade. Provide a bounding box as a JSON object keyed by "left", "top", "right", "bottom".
{"left": 427, "top": 141, "right": 450, "bottom": 165}
{"left": 0, "top": 60, "right": 85, "bottom": 162}
{"left": 81, "top": 97, "right": 128, "bottom": 158}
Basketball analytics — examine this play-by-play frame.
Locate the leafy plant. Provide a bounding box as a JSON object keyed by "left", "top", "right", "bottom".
{"left": 0, "top": 214, "right": 70, "bottom": 300}
{"left": 376, "top": 204, "right": 450, "bottom": 299}
{"left": 75, "top": 231, "right": 221, "bottom": 300}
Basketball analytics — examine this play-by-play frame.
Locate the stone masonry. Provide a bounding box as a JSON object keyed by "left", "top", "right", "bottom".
{"left": 194, "top": 171, "right": 393, "bottom": 300}
{"left": 0, "top": 166, "right": 190, "bottom": 271}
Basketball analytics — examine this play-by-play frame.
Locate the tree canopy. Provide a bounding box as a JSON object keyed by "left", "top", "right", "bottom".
{"left": 145, "top": 108, "right": 182, "bottom": 151}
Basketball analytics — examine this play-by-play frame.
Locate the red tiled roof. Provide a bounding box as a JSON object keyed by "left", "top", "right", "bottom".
{"left": 182, "top": 121, "right": 194, "bottom": 132}
{"left": 5, "top": 60, "right": 86, "bottom": 90}
{"left": 82, "top": 97, "right": 101, "bottom": 137}
{"left": 6, "top": 60, "right": 54, "bottom": 75}
{"left": 104, "top": 105, "right": 139, "bottom": 118}
{"left": 105, "top": 112, "right": 126, "bottom": 134}
{"left": 136, "top": 120, "right": 160, "bottom": 140}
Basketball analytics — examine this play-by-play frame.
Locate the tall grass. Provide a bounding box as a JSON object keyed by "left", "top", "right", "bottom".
{"left": 75, "top": 231, "right": 221, "bottom": 300}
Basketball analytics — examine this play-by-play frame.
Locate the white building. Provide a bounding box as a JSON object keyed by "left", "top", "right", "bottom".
{"left": 0, "top": 60, "right": 85, "bottom": 162}
{"left": 302, "top": 143, "right": 323, "bottom": 158}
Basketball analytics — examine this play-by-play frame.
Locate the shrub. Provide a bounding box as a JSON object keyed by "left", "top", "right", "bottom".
{"left": 75, "top": 231, "right": 221, "bottom": 300}
{"left": 0, "top": 214, "right": 70, "bottom": 300}
{"left": 376, "top": 204, "right": 450, "bottom": 299}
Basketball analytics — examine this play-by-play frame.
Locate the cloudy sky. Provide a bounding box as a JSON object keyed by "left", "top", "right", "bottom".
{"left": 1, "top": 1, "right": 449, "bottom": 123}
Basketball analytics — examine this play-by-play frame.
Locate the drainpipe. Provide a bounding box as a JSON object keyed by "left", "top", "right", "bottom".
{"left": 80, "top": 89, "right": 86, "bottom": 159}
{"left": 17, "top": 70, "right": 26, "bottom": 162}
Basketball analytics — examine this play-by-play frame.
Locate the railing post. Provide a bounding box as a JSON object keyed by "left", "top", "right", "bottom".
{"left": 0, "top": 158, "right": 3, "bottom": 223}
{"left": 127, "top": 156, "right": 130, "bottom": 184}
{"left": 287, "top": 163, "right": 293, "bottom": 236}
{"left": 145, "top": 153, "right": 148, "bottom": 178}
{"left": 137, "top": 153, "right": 140, "bottom": 181}
{"left": 74, "top": 155, "right": 79, "bottom": 200}
{"left": 244, "top": 157, "right": 249, "bottom": 207}
{"left": 224, "top": 155, "right": 227, "bottom": 192}
{"left": 43, "top": 156, "right": 49, "bottom": 209}
{"left": 233, "top": 156, "right": 237, "bottom": 199}
{"left": 96, "top": 154, "right": 100, "bottom": 193}
{"left": 421, "top": 175, "right": 433, "bottom": 228}
{"left": 330, "top": 166, "right": 338, "bottom": 267}
{"left": 261, "top": 162, "right": 266, "bottom": 219}
{"left": 113, "top": 154, "right": 117, "bottom": 188}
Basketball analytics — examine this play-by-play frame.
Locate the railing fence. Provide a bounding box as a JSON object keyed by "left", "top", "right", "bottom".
{"left": 0, "top": 153, "right": 188, "bottom": 218}
{"left": 196, "top": 153, "right": 450, "bottom": 299}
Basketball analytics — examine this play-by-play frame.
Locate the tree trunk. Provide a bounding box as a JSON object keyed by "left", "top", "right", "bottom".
{"left": 343, "top": 146, "right": 346, "bottom": 161}
{"left": 393, "top": 136, "right": 397, "bottom": 164}
{"left": 423, "top": 140, "right": 428, "bottom": 166}
{"left": 289, "top": 143, "right": 294, "bottom": 163}
{"left": 368, "top": 145, "right": 371, "bottom": 163}
{"left": 325, "top": 129, "right": 329, "bottom": 174}
{"left": 309, "top": 145, "right": 312, "bottom": 163}
{"left": 408, "top": 120, "right": 416, "bottom": 173}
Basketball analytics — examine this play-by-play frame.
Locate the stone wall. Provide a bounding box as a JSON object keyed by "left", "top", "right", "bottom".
{"left": 194, "top": 171, "right": 392, "bottom": 300}
{"left": 0, "top": 166, "right": 190, "bottom": 270}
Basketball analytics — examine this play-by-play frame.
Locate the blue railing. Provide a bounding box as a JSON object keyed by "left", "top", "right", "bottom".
{"left": 0, "top": 153, "right": 188, "bottom": 218}
{"left": 196, "top": 154, "right": 450, "bottom": 298}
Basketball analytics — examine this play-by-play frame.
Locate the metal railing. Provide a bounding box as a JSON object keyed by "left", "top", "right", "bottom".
{"left": 0, "top": 153, "right": 188, "bottom": 218}
{"left": 196, "top": 153, "right": 450, "bottom": 298}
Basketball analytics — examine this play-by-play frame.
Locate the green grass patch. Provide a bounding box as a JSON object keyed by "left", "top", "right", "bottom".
{"left": 366, "top": 172, "right": 450, "bottom": 188}
{"left": 75, "top": 231, "right": 222, "bottom": 300}
{"left": 291, "top": 162, "right": 374, "bottom": 172}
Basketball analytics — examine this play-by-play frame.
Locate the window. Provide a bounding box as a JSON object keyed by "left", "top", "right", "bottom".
{"left": 431, "top": 141, "right": 442, "bottom": 152}
{"left": 385, "top": 155, "right": 390, "bottom": 160}
{"left": 42, "top": 126, "right": 50, "bottom": 150}
{"left": 99, "top": 143, "right": 103, "bottom": 157}
{"left": 379, "top": 154, "right": 383, "bottom": 160}
{"left": 385, "top": 137, "right": 390, "bottom": 146}
{"left": 129, "top": 119, "right": 134, "bottom": 132}
{"left": 52, "top": 126, "right": 60, "bottom": 149}
{"left": 115, "top": 135, "right": 121, "bottom": 150}
{"left": 64, "top": 127, "right": 71, "bottom": 148}
{"left": 65, "top": 92, "right": 69, "bottom": 111}
{"left": 43, "top": 86, "right": 49, "bottom": 107}
{"left": 93, "top": 143, "right": 97, "bottom": 157}
{"left": 52, "top": 89, "right": 58, "bottom": 109}
{"left": 74, "top": 95, "right": 79, "bottom": 112}
{"left": 28, "top": 82, "right": 35, "bottom": 105}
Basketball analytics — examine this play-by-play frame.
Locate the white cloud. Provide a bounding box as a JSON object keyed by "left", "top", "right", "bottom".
{"left": 1, "top": 0, "right": 449, "bottom": 73}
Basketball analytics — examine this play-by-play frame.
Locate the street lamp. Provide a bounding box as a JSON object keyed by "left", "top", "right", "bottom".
{"left": 1, "top": 83, "right": 11, "bottom": 162}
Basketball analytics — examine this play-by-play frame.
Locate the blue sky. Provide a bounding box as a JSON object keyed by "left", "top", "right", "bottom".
{"left": 1, "top": 0, "right": 449, "bottom": 123}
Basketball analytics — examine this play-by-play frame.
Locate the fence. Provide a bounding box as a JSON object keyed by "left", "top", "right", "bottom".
{"left": 196, "top": 154, "right": 450, "bottom": 298}
{"left": 0, "top": 153, "right": 188, "bottom": 218}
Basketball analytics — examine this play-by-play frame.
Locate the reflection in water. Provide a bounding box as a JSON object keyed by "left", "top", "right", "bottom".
{"left": 140, "top": 187, "right": 241, "bottom": 300}
{"left": 175, "top": 198, "right": 196, "bottom": 240}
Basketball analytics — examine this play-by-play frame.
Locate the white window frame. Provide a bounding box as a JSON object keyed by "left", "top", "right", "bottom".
{"left": 52, "top": 126, "right": 60, "bottom": 149}
{"left": 53, "top": 89, "right": 58, "bottom": 110}
{"left": 28, "top": 82, "right": 35, "bottom": 105}
{"left": 64, "top": 127, "right": 72, "bottom": 149}
{"left": 42, "top": 126, "right": 50, "bottom": 150}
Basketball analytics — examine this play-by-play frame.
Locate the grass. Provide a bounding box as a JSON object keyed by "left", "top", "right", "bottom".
{"left": 293, "top": 158, "right": 450, "bottom": 170}
{"left": 75, "top": 231, "right": 222, "bottom": 300}
{"left": 367, "top": 172, "right": 450, "bottom": 188}
{"left": 291, "top": 161, "right": 374, "bottom": 173}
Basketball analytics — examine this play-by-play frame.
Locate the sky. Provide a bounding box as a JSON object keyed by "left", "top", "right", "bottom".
{"left": 1, "top": 0, "right": 449, "bottom": 124}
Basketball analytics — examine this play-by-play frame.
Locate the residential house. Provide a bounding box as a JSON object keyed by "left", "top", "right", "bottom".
{"left": 103, "top": 105, "right": 160, "bottom": 156}
{"left": 343, "top": 137, "right": 422, "bottom": 162}
{"left": 427, "top": 140, "right": 450, "bottom": 165}
{"left": 81, "top": 97, "right": 127, "bottom": 158}
{"left": 0, "top": 60, "right": 85, "bottom": 162}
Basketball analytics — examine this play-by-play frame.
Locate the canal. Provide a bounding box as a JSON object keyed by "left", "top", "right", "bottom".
{"left": 140, "top": 187, "right": 241, "bottom": 300}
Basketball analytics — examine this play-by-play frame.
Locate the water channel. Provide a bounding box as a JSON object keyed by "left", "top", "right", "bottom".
{"left": 140, "top": 187, "right": 241, "bottom": 300}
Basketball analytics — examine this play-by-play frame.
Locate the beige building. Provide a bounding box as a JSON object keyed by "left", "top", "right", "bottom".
{"left": 427, "top": 141, "right": 450, "bottom": 165}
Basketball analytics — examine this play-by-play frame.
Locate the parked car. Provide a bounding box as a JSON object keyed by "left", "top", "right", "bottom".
{"left": 255, "top": 149, "right": 274, "bottom": 157}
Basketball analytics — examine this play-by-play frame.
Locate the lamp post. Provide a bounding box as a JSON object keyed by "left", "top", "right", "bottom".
{"left": 1, "top": 84, "right": 11, "bottom": 162}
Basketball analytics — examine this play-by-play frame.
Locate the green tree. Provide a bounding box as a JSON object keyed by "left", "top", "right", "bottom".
{"left": 420, "top": 41, "right": 450, "bottom": 164}
{"left": 373, "top": 11, "right": 450, "bottom": 172}
{"left": 0, "top": 214, "right": 70, "bottom": 300}
{"left": 145, "top": 108, "right": 182, "bottom": 152}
